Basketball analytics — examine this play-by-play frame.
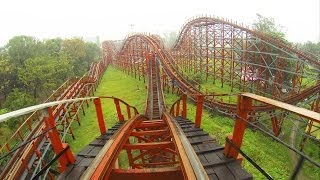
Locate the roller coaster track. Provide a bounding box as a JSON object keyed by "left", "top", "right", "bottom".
{"left": 119, "top": 33, "right": 320, "bottom": 114}
{"left": 115, "top": 16, "right": 319, "bottom": 141}
{"left": 0, "top": 16, "right": 319, "bottom": 179}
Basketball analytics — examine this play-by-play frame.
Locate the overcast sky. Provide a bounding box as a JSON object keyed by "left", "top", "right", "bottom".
{"left": 0, "top": 0, "right": 319, "bottom": 46}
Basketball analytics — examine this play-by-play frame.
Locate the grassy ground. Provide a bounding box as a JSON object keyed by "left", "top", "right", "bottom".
{"left": 66, "top": 67, "right": 147, "bottom": 153}
{"left": 66, "top": 66, "right": 319, "bottom": 179}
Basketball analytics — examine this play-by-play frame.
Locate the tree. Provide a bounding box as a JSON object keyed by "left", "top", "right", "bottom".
{"left": 18, "top": 56, "right": 56, "bottom": 99}
{"left": 6, "top": 36, "right": 43, "bottom": 66}
{"left": 61, "top": 38, "right": 87, "bottom": 76}
{"left": 3, "top": 88, "right": 34, "bottom": 111}
{"left": 0, "top": 47, "right": 12, "bottom": 99}
{"left": 253, "top": 14, "right": 287, "bottom": 42}
{"left": 85, "top": 42, "right": 101, "bottom": 63}
{"left": 252, "top": 14, "right": 294, "bottom": 87}
{"left": 44, "top": 38, "right": 63, "bottom": 57}
{"left": 53, "top": 53, "right": 74, "bottom": 85}
{"left": 297, "top": 41, "right": 320, "bottom": 57}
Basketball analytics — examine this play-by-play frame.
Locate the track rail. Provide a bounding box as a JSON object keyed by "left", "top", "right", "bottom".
{"left": 81, "top": 50, "right": 208, "bottom": 179}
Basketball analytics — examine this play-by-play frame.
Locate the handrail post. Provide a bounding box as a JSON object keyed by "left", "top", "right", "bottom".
{"left": 182, "top": 94, "right": 187, "bottom": 118}
{"left": 94, "top": 98, "right": 107, "bottom": 134}
{"left": 114, "top": 98, "right": 124, "bottom": 122}
{"left": 126, "top": 105, "right": 131, "bottom": 119}
{"left": 195, "top": 95, "right": 204, "bottom": 128}
{"left": 224, "top": 94, "right": 252, "bottom": 160}
{"left": 175, "top": 100, "right": 180, "bottom": 117}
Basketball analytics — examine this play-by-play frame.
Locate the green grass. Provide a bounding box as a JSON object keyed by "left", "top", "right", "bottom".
{"left": 66, "top": 66, "right": 319, "bottom": 179}
{"left": 66, "top": 66, "right": 147, "bottom": 153}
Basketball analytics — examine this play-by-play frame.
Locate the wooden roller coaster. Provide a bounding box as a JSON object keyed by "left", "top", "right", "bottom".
{"left": 0, "top": 16, "right": 319, "bottom": 179}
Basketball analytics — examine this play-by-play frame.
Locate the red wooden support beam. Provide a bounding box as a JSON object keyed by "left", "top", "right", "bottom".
{"left": 175, "top": 100, "right": 180, "bottom": 117}
{"left": 114, "top": 98, "right": 124, "bottom": 122}
{"left": 195, "top": 95, "right": 204, "bottom": 128}
{"left": 93, "top": 98, "right": 107, "bottom": 135}
{"left": 182, "top": 94, "right": 187, "bottom": 118}
{"left": 125, "top": 140, "right": 134, "bottom": 167}
{"left": 126, "top": 105, "right": 131, "bottom": 119}
{"left": 123, "top": 142, "right": 174, "bottom": 150}
{"left": 135, "top": 121, "right": 166, "bottom": 129}
{"left": 270, "top": 111, "right": 280, "bottom": 136}
{"left": 131, "top": 129, "right": 169, "bottom": 136}
{"left": 45, "top": 108, "right": 75, "bottom": 172}
{"left": 109, "top": 167, "right": 183, "bottom": 180}
{"left": 224, "top": 95, "right": 252, "bottom": 160}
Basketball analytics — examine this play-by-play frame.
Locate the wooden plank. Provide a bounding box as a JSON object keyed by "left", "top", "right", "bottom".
{"left": 208, "top": 173, "right": 219, "bottom": 179}
{"left": 182, "top": 128, "right": 203, "bottom": 133}
{"left": 189, "top": 136, "right": 214, "bottom": 145}
{"left": 88, "top": 146, "right": 103, "bottom": 156}
{"left": 97, "top": 134, "right": 112, "bottom": 140}
{"left": 212, "top": 165, "right": 235, "bottom": 179}
{"left": 65, "top": 166, "right": 87, "bottom": 180}
{"left": 195, "top": 146, "right": 224, "bottom": 155}
{"left": 78, "top": 158, "right": 94, "bottom": 167}
{"left": 203, "top": 159, "right": 236, "bottom": 168}
{"left": 77, "top": 145, "right": 95, "bottom": 155}
{"left": 185, "top": 131, "right": 208, "bottom": 138}
{"left": 225, "top": 161, "right": 253, "bottom": 180}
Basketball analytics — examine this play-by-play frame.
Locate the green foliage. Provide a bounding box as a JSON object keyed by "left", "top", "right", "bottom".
{"left": 2, "top": 88, "right": 34, "bottom": 129}
{"left": 297, "top": 41, "right": 320, "bottom": 58}
{"left": 61, "top": 38, "right": 87, "bottom": 76}
{"left": 0, "top": 56, "right": 13, "bottom": 101}
{"left": 18, "top": 56, "right": 55, "bottom": 98}
{"left": 6, "top": 36, "right": 43, "bottom": 66}
{"left": 0, "top": 35, "right": 102, "bottom": 103}
{"left": 253, "top": 14, "right": 295, "bottom": 85}
{"left": 85, "top": 42, "right": 101, "bottom": 63}
{"left": 43, "top": 38, "right": 63, "bottom": 57}
{"left": 0, "top": 108, "right": 8, "bottom": 115}
{"left": 253, "top": 14, "right": 287, "bottom": 42}
{"left": 3, "top": 88, "right": 35, "bottom": 111}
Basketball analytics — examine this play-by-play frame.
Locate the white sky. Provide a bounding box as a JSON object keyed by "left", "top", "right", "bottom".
{"left": 0, "top": 0, "right": 319, "bottom": 46}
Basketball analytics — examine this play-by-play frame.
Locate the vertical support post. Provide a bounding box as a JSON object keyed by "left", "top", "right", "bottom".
{"left": 195, "top": 95, "right": 204, "bottom": 128}
{"left": 45, "top": 108, "right": 75, "bottom": 172}
{"left": 270, "top": 111, "right": 280, "bottom": 136}
{"left": 114, "top": 98, "right": 124, "bottom": 122}
{"left": 175, "top": 100, "right": 180, "bottom": 117}
{"left": 127, "top": 105, "right": 131, "bottom": 119}
{"left": 94, "top": 98, "right": 106, "bottom": 134}
{"left": 182, "top": 94, "right": 187, "bottom": 118}
{"left": 126, "top": 140, "right": 134, "bottom": 167}
{"left": 224, "top": 94, "right": 252, "bottom": 160}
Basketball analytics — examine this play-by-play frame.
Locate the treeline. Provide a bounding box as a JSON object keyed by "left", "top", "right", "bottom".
{"left": 0, "top": 36, "right": 101, "bottom": 113}
{"left": 297, "top": 41, "right": 320, "bottom": 58}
